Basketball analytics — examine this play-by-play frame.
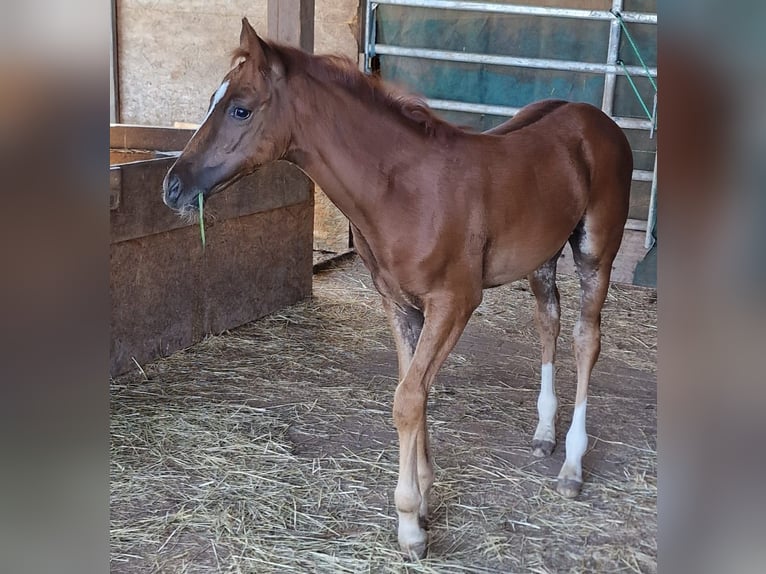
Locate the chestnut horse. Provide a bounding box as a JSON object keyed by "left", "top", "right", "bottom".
{"left": 163, "top": 18, "right": 632, "bottom": 559}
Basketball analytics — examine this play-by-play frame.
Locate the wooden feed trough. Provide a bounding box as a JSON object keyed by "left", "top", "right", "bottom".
{"left": 110, "top": 125, "right": 314, "bottom": 377}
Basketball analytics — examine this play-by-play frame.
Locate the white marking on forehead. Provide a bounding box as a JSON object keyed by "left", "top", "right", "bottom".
{"left": 186, "top": 79, "right": 230, "bottom": 147}
{"left": 202, "top": 79, "right": 230, "bottom": 124}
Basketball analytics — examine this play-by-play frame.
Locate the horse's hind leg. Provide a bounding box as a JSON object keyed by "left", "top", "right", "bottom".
{"left": 528, "top": 252, "right": 563, "bottom": 457}
{"left": 557, "top": 219, "right": 622, "bottom": 498}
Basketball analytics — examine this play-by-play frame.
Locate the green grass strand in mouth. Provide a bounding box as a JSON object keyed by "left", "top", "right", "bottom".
{"left": 198, "top": 193, "right": 206, "bottom": 249}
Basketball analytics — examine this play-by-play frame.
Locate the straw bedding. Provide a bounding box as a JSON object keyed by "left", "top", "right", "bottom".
{"left": 111, "top": 255, "right": 656, "bottom": 573}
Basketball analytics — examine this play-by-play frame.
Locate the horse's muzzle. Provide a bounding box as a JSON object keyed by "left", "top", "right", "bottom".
{"left": 163, "top": 173, "right": 183, "bottom": 208}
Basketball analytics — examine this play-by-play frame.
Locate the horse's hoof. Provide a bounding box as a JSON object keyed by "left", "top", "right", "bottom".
{"left": 401, "top": 539, "right": 428, "bottom": 561}
{"left": 531, "top": 439, "right": 556, "bottom": 457}
{"left": 399, "top": 517, "right": 428, "bottom": 561}
{"left": 556, "top": 477, "right": 582, "bottom": 498}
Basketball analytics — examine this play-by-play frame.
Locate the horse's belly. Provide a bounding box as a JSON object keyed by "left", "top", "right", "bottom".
{"left": 481, "top": 189, "right": 585, "bottom": 287}
{"left": 482, "top": 255, "right": 540, "bottom": 288}
{"left": 481, "top": 235, "right": 567, "bottom": 288}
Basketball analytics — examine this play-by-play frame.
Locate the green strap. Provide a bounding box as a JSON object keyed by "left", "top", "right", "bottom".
{"left": 614, "top": 11, "right": 658, "bottom": 92}
{"left": 618, "top": 60, "right": 654, "bottom": 121}
{"left": 198, "top": 193, "right": 206, "bottom": 249}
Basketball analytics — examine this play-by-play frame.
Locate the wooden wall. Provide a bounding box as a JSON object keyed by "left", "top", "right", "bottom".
{"left": 115, "top": 0, "right": 360, "bottom": 126}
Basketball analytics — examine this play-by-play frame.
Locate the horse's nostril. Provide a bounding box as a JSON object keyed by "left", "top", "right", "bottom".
{"left": 165, "top": 174, "right": 182, "bottom": 203}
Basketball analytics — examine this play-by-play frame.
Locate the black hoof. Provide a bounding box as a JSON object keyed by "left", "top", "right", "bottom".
{"left": 531, "top": 439, "right": 556, "bottom": 457}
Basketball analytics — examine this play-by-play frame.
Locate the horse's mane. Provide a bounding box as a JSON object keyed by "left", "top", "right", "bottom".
{"left": 232, "top": 42, "right": 462, "bottom": 139}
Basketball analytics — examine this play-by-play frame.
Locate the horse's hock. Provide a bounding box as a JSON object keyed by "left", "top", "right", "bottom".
{"left": 109, "top": 125, "right": 314, "bottom": 377}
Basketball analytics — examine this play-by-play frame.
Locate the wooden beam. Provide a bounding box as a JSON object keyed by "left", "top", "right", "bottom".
{"left": 267, "top": 0, "right": 315, "bottom": 53}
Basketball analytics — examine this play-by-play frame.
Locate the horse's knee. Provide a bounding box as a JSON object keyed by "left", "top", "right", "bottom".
{"left": 393, "top": 383, "right": 426, "bottom": 429}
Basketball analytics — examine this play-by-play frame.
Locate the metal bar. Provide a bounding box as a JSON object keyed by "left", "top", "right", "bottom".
{"left": 110, "top": 0, "right": 120, "bottom": 123}
{"left": 632, "top": 169, "right": 654, "bottom": 182}
{"left": 425, "top": 99, "right": 520, "bottom": 116}
{"left": 625, "top": 218, "right": 647, "bottom": 232}
{"left": 374, "top": 44, "right": 657, "bottom": 77}
{"left": 370, "top": 4, "right": 378, "bottom": 68}
{"left": 372, "top": 0, "right": 656, "bottom": 23}
{"left": 601, "top": 0, "right": 623, "bottom": 116}
{"left": 424, "top": 98, "right": 654, "bottom": 130}
{"left": 645, "top": 153, "right": 657, "bottom": 248}
{"left": 364, "top": 1, "right": 374, "bottom": 72}
{"left": 614, "top": 11, "right": 658, "bottom": 91}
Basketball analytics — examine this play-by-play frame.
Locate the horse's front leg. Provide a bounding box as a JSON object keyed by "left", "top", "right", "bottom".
{"left": 382, "top": 300, "right": 433, "bottom": 520}
{"left": 389, "top": 294, "right": 477, "bottom": 559}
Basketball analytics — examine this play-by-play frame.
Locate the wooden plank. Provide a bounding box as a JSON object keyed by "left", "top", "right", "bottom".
{"left": 110, "top": 201, "right": 313, "bottom": 376}
{"left": 110, "top": 124, "right": 195, "bottom": 152}
{"left": 110, "top": 160, "right": 312, "bottom": 244}
{"left": 268, "top": 0, "right": 315, "bottom": 52}
{"left": 109, "top": 125, "right": 313, "bottom": 244}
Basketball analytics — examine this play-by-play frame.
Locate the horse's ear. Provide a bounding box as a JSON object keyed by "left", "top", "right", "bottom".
{"left": 240, "top": 18, "right": 261, "bottom": 56}
{"left": 239, "top": 17, "right": 282, "bottom": 78}
{"left": 240, "top": 18, "right": 255, "bottom": 49}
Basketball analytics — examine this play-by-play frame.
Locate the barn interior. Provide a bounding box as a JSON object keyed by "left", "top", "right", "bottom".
{"left": 110, "top": 1, "right": 657, "bottom": 571}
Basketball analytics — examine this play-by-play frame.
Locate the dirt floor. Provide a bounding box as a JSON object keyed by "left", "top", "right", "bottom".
{"left": 111, "top": 255, "right": 656, "bottom": 573}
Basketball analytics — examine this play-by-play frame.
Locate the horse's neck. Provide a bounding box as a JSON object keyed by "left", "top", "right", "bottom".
{"left": 285, "top": 79, "right": 425, "bottom": 228}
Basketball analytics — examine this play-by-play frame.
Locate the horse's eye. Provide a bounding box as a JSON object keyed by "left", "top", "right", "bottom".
{"left": 232, "top": 107, "right": 252, "bottom": 120}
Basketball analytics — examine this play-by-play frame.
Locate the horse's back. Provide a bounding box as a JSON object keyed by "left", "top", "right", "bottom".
{"left": 488, "top": 100, "right": 632, "bottom": 216}
{"left": 483, "top": 99, "right": 570, "bottom": 136}
{"left": 487, "top": 101, "right": 630, "bottom": 163}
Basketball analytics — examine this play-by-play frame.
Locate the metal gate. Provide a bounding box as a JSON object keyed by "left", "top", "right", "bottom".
{"left": 363, "top": 0, "right": 657, "bottom": 247}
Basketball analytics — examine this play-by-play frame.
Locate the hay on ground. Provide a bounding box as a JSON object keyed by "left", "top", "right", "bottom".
{"left": 111, "top": 255, "right": 656, "bottom": 573}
